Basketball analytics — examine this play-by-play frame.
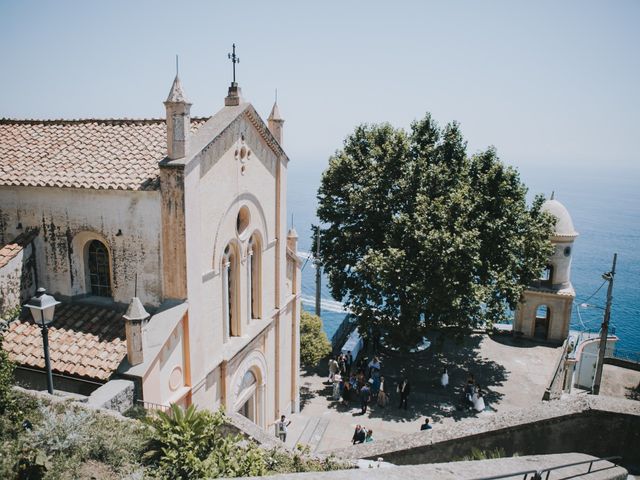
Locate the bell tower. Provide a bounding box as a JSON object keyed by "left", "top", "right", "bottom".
{"left": 514, "top": 194, "right": 579, "bottom": 342}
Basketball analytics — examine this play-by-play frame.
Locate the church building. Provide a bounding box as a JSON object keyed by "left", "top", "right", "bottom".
{"left": 0, "top": 64, "right": 301, "bottom": 427}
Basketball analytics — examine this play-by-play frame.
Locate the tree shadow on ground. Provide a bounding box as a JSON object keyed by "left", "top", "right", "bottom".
{"left": 303, "top": 331, "right": 509, "bottom": 424}
{"left": 625, "top": 382, "right": 640, "bottom": 401}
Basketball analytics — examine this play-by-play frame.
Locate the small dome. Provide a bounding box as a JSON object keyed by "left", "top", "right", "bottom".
{"left": 542, "top": 198, "right": 578, "bottom": 238}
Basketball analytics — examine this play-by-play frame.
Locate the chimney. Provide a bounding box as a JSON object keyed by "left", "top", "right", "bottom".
{"left": 123, "top": 297, "right": 149, "bottom": 366}
{"left": 164, "top": 75, "right": 192, "bottom": 160}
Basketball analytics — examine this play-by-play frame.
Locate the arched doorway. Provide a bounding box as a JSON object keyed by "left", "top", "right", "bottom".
{"left": 534, "top": 304, "right": 550, "bottom": 340}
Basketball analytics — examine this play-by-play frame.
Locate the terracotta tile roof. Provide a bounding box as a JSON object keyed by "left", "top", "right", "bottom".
{"left": 2, "top": 302, "right": 128, "bottom": 381}
{"left": 0, "top": 118, "right": 208, "bottom": 191}
{"left": 0, "top": 229, "right": 38, "bottom": 269}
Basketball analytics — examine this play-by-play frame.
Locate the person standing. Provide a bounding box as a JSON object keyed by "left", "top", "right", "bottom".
{"left": 377, "top": 376, "right": 388, "bottom": 408}
{"left": 365, "top": 429, "right": 374, "bottom": 443}
{"left": 420, "top": 417, "right": 432, "bottom": 430}
{"left": 275, "top": 415, "right": 291, "bottom": 443}
{"left": 398, "top": 378, "right": 411, "bottom": 410}
{"left": 360, "top": 383, "right": 371, "bottom": 414}
{"left": 352, "top": 424, "right": 366, "bottom": 444}
{"left": 474, "top": 390, "right": 486, "bottom": 412}
{"left": 440, "top": 367, "right": 449, "bottom": 388}
{"left": 328, "top": 357, "right": 339, "bottom": 382}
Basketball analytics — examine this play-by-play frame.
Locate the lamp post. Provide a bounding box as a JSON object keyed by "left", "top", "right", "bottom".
{"left": 25, "top": 287, "right": 60, "bottom": 395}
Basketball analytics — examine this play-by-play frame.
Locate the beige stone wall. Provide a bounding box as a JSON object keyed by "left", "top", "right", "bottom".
{"left": 0, "top": 186, "right": 162, "bottom": 307}
{"left": 514, "top": 290, "right": 573, "bottom": 342}
{"left": 0, "top": 242, "right": 36, "bottom": 317}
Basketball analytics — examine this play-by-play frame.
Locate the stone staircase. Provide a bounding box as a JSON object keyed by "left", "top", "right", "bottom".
{"left": 293, "top": 416, "right": 330, "bottom": 452}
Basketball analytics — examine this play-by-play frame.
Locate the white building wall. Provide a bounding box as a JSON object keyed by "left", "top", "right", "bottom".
{"left": 0, "top": 186, "right": 162, "bottom": 306}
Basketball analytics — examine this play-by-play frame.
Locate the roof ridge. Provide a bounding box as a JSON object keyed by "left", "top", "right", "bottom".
{"left": 0, "top": 117, "right": 210, "bottom": 125}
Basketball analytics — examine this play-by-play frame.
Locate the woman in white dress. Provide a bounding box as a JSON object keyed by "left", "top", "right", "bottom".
{"left": 474, "top": 391, "right": 485, "bottom": 412}
{"left": 440, "top": 368, "right": 449, "bottom": 388}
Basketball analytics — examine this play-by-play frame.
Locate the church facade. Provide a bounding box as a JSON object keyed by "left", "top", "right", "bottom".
{"left": 0, "top": 75, "right": 300, "bottom": 426}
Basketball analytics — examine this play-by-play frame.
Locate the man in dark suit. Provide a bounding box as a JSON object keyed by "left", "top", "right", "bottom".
{"left": 398, "top": 378, "right": 411, "bottom": 410}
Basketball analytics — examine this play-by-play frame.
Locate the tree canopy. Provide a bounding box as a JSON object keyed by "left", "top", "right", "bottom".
{"left": 316, "top": 113, "right": 554, "bottom": 348}
{"left": 300, "top": 311, "right": 332, "bottom": 367}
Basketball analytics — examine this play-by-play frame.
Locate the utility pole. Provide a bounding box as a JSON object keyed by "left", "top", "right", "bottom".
{"left": 592, "top": 253, "right": 617, "bottom": 395}
{"left": 315, "top": 226, "right": 321, "bottom": 317}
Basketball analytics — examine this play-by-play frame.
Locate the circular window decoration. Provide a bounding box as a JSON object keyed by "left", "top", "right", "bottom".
{"left": 169, "top": 366, "right": 183, "bottom": 391}
{"left": 564, "top": 246, "right": 572, "bottom": 257}
{"left": 236, "top": 206, "right": 250, "bottom": 236}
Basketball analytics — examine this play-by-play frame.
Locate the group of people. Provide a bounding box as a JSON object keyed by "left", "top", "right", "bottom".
{"left": 351, "top": 424, "right": 374, "bottom": 444}
{"left": 462, "top": 374, "right": 486, "bottom": 412}
{"left": 330, "top": 354, "right": 388, "bottom": 413}
{"left": 329, "top": 354, "right": 413, "bottom": 414}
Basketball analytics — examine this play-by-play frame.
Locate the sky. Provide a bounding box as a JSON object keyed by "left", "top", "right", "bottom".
{"left": 1, "top": 0, "right": 639, "bottom": 224}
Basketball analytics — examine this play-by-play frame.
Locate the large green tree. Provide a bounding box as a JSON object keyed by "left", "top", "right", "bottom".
{"left": 316, "top": 114, "right": 554, "bottom": 348}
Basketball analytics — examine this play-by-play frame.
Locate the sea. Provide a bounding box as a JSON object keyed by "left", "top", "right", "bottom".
{"left": 288, "top": 161, "right": 640, "bottom": 360}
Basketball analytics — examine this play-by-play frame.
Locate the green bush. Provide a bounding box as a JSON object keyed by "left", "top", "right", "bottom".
{"left": 461, "top": 447, "right": 511, "bottom": 461}
{"left": 0, "top": 321, "right": 17, "bottom": 417}
{"left": 143, "top": 403, "right": 267, "bottom": 479}
{"left": 300, "top": 311, "right": 332, "bottom": 368}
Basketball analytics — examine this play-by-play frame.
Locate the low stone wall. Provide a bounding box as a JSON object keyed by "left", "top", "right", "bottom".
{"left": 226, "top": 412, "right": 288, "bottom": 451}
{"left": 605, "top": 356, "right": 640, "bottom": 372}
{"left": 543, "top": 339, "right": 570, "bottom": 400}
{"left": 241, "top": 453, "right": 627, "bottom": 480}
{"left": 328, "top": 396, "right": 640, "bottom": 474}
{"left": 86, "top": 379, "right": 135, "bottom": 413}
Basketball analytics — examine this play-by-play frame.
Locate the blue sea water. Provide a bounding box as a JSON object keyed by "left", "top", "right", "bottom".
{"left": 289, "top": 161, "right": 640, "bottom": 358}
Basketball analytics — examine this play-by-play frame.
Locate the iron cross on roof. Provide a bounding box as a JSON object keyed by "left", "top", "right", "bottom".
{"left": 228, "top": 43, "right": 240, "bottom": 84}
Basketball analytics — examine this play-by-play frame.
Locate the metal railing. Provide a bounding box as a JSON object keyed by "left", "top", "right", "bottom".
{"left": 136, "top": 399, "right": 171, "bottom": 413}
{"left": 471, "top": 455, "right": 622, "bottom": 480}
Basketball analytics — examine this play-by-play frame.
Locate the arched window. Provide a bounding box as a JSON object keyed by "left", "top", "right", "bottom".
{"left": 87, "top": 240, "right": 111, "bottom": 297}
{"left": 223, "top": 244, "right": 240, "bottom": 337}
{"left": 540, "top": 265, "right": 553, "bottom": 288}
{"left": 248, "top": 235, "right": 262, "bottom": 320}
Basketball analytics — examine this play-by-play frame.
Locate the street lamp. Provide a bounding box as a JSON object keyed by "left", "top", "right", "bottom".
{"left": 25, "top": 287, "right": 60, "bottom": 394}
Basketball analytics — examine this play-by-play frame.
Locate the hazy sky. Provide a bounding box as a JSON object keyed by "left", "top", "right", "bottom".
{"left": 1, "top": 1, "right": 638, "bottom": 175}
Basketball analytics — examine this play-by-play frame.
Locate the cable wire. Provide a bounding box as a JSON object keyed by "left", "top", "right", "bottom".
{"left": 576, "top": 279, "right": 608, "bottom": 304}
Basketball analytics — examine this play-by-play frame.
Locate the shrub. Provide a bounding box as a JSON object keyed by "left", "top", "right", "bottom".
{"left": 0, "top": 317, "right": 17, "bottom": 416}
{"left": 28, "top": 404, "right": 94, "bottom": 457}
{"left": 143, "top": 403, "right": 267, "bottom": 479}
{"left": 461, "top": 447, "right": 511, "bottom": 461}
{"left": 300, "top": 311, "right": 332, "bottom": 368}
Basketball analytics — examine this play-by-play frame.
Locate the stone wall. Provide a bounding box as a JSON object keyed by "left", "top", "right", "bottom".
{"left": 0, "top": 186, "right": 162, "bottom": 307}
{"left": 329, "top": 396, "right": 640, "bottom": 474}
{"left": 87, "top": 379, "right": 135, "bottom": 413}
{"left": 0, "top": 235, "right": 37, "bottom": 318}
{"left": 248, "top": 453, "right": 627, "bottom": 480}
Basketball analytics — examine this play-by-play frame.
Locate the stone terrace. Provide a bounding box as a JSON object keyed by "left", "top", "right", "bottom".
{"left": 285, "top": 333, "right": 562, "bottom": 453}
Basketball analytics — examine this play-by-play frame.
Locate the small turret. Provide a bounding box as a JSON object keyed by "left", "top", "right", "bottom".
{"left": 268, "top": 100, "right": 284, "bottom": 145}
{"left": 287, "top": 227, "right": 298, "bottom": 253}
{"left": 164, "top": 75, "right": 192, "bottom": 160}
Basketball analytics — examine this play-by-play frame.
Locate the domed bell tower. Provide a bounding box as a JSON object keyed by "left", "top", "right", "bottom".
{"left": 514, "top": 193, "right": 578, "bottom": 342}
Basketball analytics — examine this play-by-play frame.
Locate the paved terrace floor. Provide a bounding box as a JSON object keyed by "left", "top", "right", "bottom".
{"left": 284, "top": 332, "right": 562, "bottom": 453}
